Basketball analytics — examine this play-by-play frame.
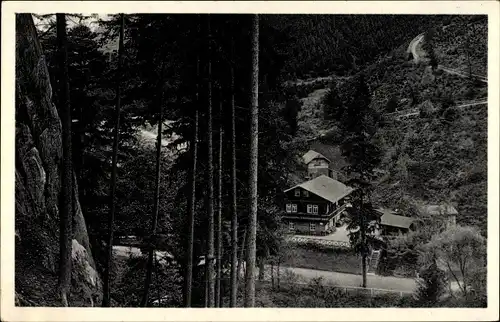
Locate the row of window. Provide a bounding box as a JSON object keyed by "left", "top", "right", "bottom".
{"left": 294, "top": 189, "right": 309, "bottom": 197}
{"left": 285, "top": 204, "right": 318, "bottom": 214}
{"left": 289, "top": 222, "right": 316, "bottom": 232}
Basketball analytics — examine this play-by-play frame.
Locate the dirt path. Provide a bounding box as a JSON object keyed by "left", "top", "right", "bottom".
{"left": 394, "top": 99, "right": 487, "bottom": 120}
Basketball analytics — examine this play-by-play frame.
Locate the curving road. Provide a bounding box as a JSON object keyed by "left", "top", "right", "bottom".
{"left": 258, "top": 265, "right": 463, "bottom": 295}
{"left": 408, "top": 33, "right": 487, "bottom": 83}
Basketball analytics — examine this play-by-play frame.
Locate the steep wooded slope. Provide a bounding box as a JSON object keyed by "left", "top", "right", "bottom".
{"left": 15, "top": 14, "right": 102, "bottom": 306}
{"left": 289, "top": 16, "right": 488, "bottom": 235}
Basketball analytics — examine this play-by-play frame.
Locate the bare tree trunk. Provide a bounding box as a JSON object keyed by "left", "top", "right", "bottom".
{"left": 271, "top": 261, "right": 274, "bottom": 289}
{"left": 140, "top": 90, "right": 164, "bottom": 307}
{"left": 183, "top": 24, "right": 200, "bottom": 307}
{"left": 215, "top": 97, "right": 223, "bottom": 308}
{"left": 277, "top": 257, "right": 281, "bottom": 289}
{"left": 155, "top": 252, "right": 161, "bottom": 306}
{"left": 229, "top": 30, "right": 239, "bottom": 308}
{"left": 360, "top": 192, "right": 367, "bottom": 288}
{"left": 466, "top": 40, "right": 472, "bottom": 80}
{"left": 258, "top": 258, "right": 265, "bottom": 281}
{"left": 237, "top": 227, "right": 247, "bottom": 288}
{"left": 56, "top": 13, "right": 73, "bottom": 308}
{"left": 244, "top": 14, "right": 259, "bottom": 308}
{"left": 205, "top": 14, "right": 216, "bottom": 308}
{"left": 102, "top": 13, "right": 125, "bottom": 307}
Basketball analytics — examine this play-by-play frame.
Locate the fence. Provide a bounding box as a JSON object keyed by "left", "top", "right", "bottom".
{"left": 258, "top": 280, "right": 413, "bottom": 299}
{"left": 287, "top": 236, "right": 350, "bottom": 249}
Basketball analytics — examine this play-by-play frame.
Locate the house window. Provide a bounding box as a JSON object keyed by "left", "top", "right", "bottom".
{"left": 294, "top": 189, "right": 301, "bottom": 197}
{"left": 286, "top": 204, "right": 291, "bottom": 213}
{"left": 303, "top": 190, "right": 309, "bottom": 197}
{"left": 291, "top": 204, "right": 297, "bottom": 213}
{"left": 289, "top": 222, "right": 295, "bottom": 231}
{"left": 309, "top": 223, "right": 316, "bottom": 232}
{"left": 307, "top": 205, "right": 318, "bottom": 214}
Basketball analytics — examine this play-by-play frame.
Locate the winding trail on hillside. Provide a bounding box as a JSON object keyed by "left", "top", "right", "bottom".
{"left": 408, "top": 33, "right": 487, "bottom": 83}
{"left": 395, "top": 99, "right": 488, "bottom": 119}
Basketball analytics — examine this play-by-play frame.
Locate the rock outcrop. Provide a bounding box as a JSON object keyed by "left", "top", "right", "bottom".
{"left": 15, "top": 14, "right": 102, "bottom": 306}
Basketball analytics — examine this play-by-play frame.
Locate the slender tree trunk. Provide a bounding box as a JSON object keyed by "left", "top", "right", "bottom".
{"left": 277, "top": 257, "right": 281, "bottom": 289}
{"left": 205, "top": 14, "right": 216, "bottom": 308}
{"left": 183, "top": 27, "right": 200, "bottom": 307}
{"left": 141, "top": 92, "right": 164, "bottom": 307}
{"left": 466, "top": 40, "right": 472, "bottom": 80}
{"left": 360, "top": 192, "right": 367, "bottom": 288}
{"left": 237, "top": 227, "right": 247, "bottom": 288}
{"left": 271, "top": 261, "right": 274, "bottom": 289}
{"left": 215, "top": 98, "right": 223, "bottom": 307}
{"left": 102, "top": 13, "right": 125, "bottom": 307}
{"left": 229, "top": 30, "right": 239, "bottom": 308}
{"left": 56, "top": 13, "right": 73, "bottom": 308}
{"left": 258, "top": 258, "right": 265, "bottom": 281}
{"left": 244, "top": 14, "right": 259, "bottom": 308}
{"left": 155, "top": 252, "right": 161, "bottom": 306}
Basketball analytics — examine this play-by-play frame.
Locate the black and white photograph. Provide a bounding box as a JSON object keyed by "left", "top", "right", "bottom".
{"left": 1, "top": 1, "right": 499, "bottom": 320}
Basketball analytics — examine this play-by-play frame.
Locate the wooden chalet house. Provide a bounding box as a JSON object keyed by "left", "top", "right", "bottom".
{"left": 302, "top": 150, "right": 337, "bottom": 180}
{"left": 283, "top": 175, "right": 354, "bottom": 235}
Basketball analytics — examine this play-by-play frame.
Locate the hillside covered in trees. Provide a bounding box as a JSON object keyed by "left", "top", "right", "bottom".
{"left": 13, "top": 13, "right": 488, "bottom": 309}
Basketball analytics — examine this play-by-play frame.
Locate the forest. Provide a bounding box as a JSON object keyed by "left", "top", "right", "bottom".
{"left": 14, "top": 13, "right": 488, "bottom": 309}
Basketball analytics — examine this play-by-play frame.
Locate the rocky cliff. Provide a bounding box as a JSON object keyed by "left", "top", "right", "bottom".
{"left": 15, "top": 14, "right": 102, "bottom": 307}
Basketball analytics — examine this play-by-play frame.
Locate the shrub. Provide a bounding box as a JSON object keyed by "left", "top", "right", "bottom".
{"left": 443, "top": 106, "right": 460, "bottom": 122}
{"left": 322, "top": 82, "right": 343, "bottom": 121}
{"left": 440, "top": 96, "right": 455, "bottom": 112}
{"left": 414, "top": 260, "right": 448, "bottom": 307}
{"left": 386, "top": 95, "right": 398, "bottom": 113}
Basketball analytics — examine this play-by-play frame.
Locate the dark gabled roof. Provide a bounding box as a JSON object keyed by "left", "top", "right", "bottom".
{"left": 302, "top": 150, "right": 331, "bottom": 165}
{"left": 381, "top": 213, "right": 415, "bottom": 229}
{"left": 284, "top": 175, "right": 353, "bottom": 203}
{"left": 375, "top": 208, "right": 415, "bottom": 229}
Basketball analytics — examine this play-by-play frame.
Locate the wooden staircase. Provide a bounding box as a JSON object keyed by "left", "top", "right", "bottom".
{"left": 367, "top": 249, "right": 381, "bottom": 276}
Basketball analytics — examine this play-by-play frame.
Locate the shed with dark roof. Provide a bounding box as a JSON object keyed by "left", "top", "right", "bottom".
{"left": 375, "top": 208, "right": 418, "bottom": 235}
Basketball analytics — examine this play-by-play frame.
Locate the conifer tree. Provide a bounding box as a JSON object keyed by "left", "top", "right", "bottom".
{"left": 102, "top": 13, "right": 125, "bottom": 307}
{"left": 244, "top": 14, "right": 260, "bottom": 308}
{"left": 205, "top": 14, "right": 216, "bottom": 308}
{"left": 56, "top": 13, "right": 73, "bottom": 307}
{"left": 229, "top": 27, "right": 239, "bottom": 307}
{"left": 340, "top": 73, "right": 381, "bottom": 288}
{"left": 184, "top": 15, "right": 201, "bottom": 308}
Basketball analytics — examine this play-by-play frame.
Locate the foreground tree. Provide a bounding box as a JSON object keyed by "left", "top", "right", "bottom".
{"left": 415, "top": 253, "right": 447, "bottom": 307}
{"left": 56, "top": 13, "right": 73, "bottom": 307}
{"left": 141, "top": 65, "right": 167, "bottom": 307}
{"left": 244, "top": 14, "right": 260, "bottom": 308}
{"left": 183, "top": 15, "right": 202, "bottom": 308}
{"left": 339, "top": 73, "right": 381, "bottom": 288}
{"left": 102, "top": 13, "right": 125, "bottom": 307}
{"left": 205, "top": 14, "right": 216, "bottom": 308}
{"left": 214, "top": 91, "right": 223, "bottom": 307}
{"left": 424, "top": 225, "right": 486, "bottom": 301}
